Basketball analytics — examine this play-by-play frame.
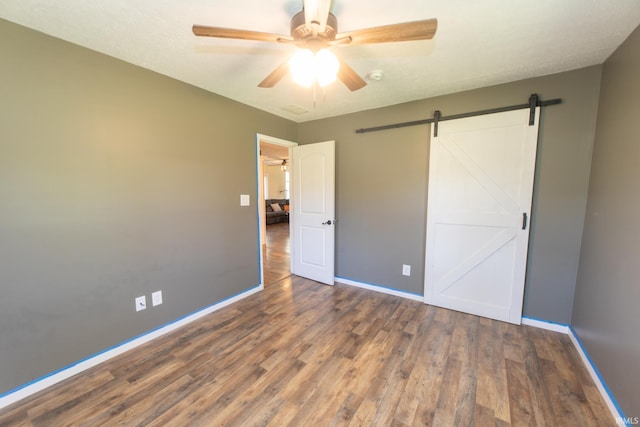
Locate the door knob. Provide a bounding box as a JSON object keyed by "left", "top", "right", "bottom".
{"left": 322, "top": 220, "right": 333, "bottom": 225}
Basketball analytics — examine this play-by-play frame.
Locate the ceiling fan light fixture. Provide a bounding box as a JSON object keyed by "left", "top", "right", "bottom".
{"left": 193, "top": 4, "right": 436, "bottom": 92}
{"left": 290, "top": 49, "right": 315, "bottom": 87}
{"left": 316, "top": 49, "right": 340, "bottom": 87}
{"left": 289, "top": 48, "right": 340, "bottom": 88}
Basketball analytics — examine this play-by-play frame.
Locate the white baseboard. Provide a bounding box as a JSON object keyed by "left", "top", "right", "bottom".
{"left": 0, "top": 285, "right": 263, "bottom": 411}
{"left": 334, "top": 276, "right": 424, "bottom": 302}
{"left": 521, "top": 316, "right": 570, "bottom": 334}
{"left": 522, "top": 317, "right": 625, "bottom": 424}
{"left": 567, "top": 327, "right": 628, "bottom": 426}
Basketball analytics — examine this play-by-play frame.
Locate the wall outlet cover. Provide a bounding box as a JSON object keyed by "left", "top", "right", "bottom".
{"left": 240, "top": 194, "right": 250, "bottom": 206}
{"left": 152, "top": 290, "right": 163, "bottom": 306}
{"left": 402, "top": 264, "right": 411, "bottom": 276}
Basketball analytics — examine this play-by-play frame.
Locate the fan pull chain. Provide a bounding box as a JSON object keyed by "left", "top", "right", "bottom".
{"left": 310, "top": 82, "right": 332, "bottom": 109}
{"left": 313, "top": 82, "right": 317, "bottom": 109}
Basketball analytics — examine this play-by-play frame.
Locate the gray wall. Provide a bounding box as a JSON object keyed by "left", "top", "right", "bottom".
{"left": 298, "top": 66, "right": 602, "bottom": 323}
{"left": 0, "top": 19, "right": 297, "bottom": 395}
{"left": 572, "top": 26, "right": 640, "bottom": 418}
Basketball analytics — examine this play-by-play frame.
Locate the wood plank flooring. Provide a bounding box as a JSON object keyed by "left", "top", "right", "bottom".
{"left": 0, "top": 225, "right": 615, "bottom": 426}
{"left": 262, "top": 222, "right": 291, "bottom": 286}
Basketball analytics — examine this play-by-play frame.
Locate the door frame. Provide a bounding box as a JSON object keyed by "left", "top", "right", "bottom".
{"left": 255, "top": 133, "right": 297, "bottom": 287}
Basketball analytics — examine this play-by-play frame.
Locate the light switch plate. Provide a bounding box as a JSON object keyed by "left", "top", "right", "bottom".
{"left": 135, "top": 296, "right": 146, "bottom": 312}
{"left": 240, "top": 194, "right": 250, "bottom": 206}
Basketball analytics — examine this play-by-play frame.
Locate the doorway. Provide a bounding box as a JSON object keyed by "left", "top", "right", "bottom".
{"left": 257, "top": 134, "right": 297, "bottom": 286}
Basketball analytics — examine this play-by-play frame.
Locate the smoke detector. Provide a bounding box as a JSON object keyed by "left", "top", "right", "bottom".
{"left": 366, "top": 70, "right": 384, "bottom": 81}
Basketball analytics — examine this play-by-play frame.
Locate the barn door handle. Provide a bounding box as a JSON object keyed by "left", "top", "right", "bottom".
{"left": 522, "top": 213, "right": 528, "bottom": 230}
{"left": 322, "top": 220, "right": 333, "bottom": 225}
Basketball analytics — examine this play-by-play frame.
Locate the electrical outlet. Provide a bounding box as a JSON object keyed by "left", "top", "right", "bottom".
{"left": 402, "top": 264, "right": 411, "bottom": 276}
{"left": 152, "top": 290, "right": 163, "bottom": 307}
{"left": 135, "top": 296, "right": 146, "bottom": 312}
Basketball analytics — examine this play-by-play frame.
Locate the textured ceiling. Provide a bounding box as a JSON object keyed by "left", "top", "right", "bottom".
{"left": 1, "top": 1, "right": 639, "bottom": 123}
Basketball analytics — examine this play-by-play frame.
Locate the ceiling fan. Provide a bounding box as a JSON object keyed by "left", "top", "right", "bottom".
{"left": 192, "top": 0, "right": 437, "bottom": 91}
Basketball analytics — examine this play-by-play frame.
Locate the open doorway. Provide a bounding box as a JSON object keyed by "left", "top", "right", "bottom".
{"left": 256, "top": 134, "right": 297, "bottom": 286}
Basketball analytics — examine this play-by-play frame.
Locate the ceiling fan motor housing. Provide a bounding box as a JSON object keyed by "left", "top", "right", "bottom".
{"left": 291, "top": 11, "right": 338, "bottom": 50}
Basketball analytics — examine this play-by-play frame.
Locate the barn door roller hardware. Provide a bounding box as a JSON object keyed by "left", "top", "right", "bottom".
{"left": 354, "top": 93, "right": 562, "bottom": 135}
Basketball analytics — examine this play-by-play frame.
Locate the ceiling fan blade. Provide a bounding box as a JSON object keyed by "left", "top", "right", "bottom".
{"left": 192, "top": 25, "right": 293, "bottom": 43}
{"left": 337, "top": 18, "right": 437, "bottom": 45}
{"left": 337, "top": 60, "right": 367, "bottom": 91}
{"left": 258, "top": 60, "right": 290, "bottom": 88}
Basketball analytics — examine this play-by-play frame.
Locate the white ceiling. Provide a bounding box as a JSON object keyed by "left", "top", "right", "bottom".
{"left": 1, "top": 1, "right": 639, "bottom": 123}
{"left": 261, "top": 142, "right": 290, "bottom": 163}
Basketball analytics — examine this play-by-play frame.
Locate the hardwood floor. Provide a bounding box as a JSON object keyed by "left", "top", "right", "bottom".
{"left": 262, "top": 222, "right": 291, "bottom": 286}
{"left": 0, "top": 230, "right": 615, "bottom": 426}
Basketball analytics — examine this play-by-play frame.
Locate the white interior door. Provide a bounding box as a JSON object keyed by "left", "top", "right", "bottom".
{"left": 290, "top": 141, "right": 335, "bottom": 285}
{"left": 424, "top": 108, "right": 540, "bottom": 324}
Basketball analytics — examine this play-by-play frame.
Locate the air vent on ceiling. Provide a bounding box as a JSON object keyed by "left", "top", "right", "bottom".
{"left": 281, "top": 104, "right": 309, "bottom": 115}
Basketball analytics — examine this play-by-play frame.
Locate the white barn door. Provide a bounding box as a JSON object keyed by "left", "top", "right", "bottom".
{"left": 424, "top": 108, "right": 540, "bottom": 324}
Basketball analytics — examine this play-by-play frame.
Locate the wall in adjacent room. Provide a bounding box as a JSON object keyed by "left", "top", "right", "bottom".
{"left": 264, "top": 165, "right": 288, "bottom": 200}
{"left": 0, "top": 19, "right": 297, "bottom": 395}
{"left": 298, "top": 66, "right": 602, "bottom": 323}
{"left": 572, "top": 26, "right": 640, "bottom": 418}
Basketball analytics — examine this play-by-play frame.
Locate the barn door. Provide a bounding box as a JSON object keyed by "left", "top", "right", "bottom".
{"left": 424, "top": 108, "right": 540, "bottom": 324}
